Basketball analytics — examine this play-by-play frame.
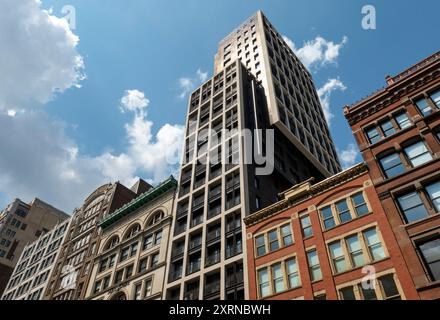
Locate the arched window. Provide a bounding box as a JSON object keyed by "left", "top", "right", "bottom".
{"left": 124, "top": 223, "right": 141, "bottom": 240}
{"left": 105, "top": 236, "right": 120, "bottom": 251}
{"left": 148, "top": 211, "right": 164, "bottom": 226}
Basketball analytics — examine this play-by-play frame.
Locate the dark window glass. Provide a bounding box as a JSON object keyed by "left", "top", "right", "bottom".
{"left": 379, "top": 153, "right": 405, "bottom": 178}
{"left": 419, "top": 239, "right": 440, "bottom": 281}
{"left": 397, "top": 192, "right": 429, "bottom": 223}
{"left": 380, "top": 120, "right": 395, "bottom": 137}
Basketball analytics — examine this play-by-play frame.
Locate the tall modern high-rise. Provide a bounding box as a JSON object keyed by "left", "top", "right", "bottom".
{"left": 215, "top": 11, "right": 341, "bottom": 177}
{"left": 164, "top": 11, "right": 341, "bottom": 300}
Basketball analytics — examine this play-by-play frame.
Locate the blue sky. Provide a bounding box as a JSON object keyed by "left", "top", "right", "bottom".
{"left": 0, "top": 0, "right": 439, "bottom": 213}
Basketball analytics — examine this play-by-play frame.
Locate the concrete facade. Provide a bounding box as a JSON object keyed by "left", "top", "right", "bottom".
{"left": 84, "top": 177, "right": 177, "bottom": 300}
{"left": 165, "top": 11, "right": 341, "bottom": 301}
{"left": 44, "top": 180, "right": 150, "bottom": 300}
{"left": 1, "top": 218, "right": 71, "bottom": 300}
{"left": 0, "top": 198, "right": 69, "bottom": 295}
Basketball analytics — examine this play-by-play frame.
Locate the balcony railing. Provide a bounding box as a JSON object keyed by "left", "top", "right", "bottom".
{"left": 192, "top": 198, "right": 204, "bottom": 211}
{"left": 207, "top": 229, "right": 221, "bottom": 242}
{"left": 176, "top": 208, "right": 188, "bottom": 219}
{"left": 174, "top": 223, "right": 187, "bottom": 236}
{"left": 208, "top": 189, "right": 221, "bottom": 201}
{"left": 169, "top": 269, "right": 182, "bottom": 282}
{"left": 171, "top": 246, "right": 184, "bottom": 258}
{"left": 193, "top": 178, "right": 205, "bottom": 190}
{"left": 226, "top": 273, "right": 244, "bottom": 287}
{"left": 187, "top": 261, "right": 201, "bottom": 275}
{"left": 205, "top": 252, "right": 221, "bottom": 267}
{"left": 189, "top": 238, "right": 202, "bottom": 250}
{"left": 191, "top": 215, "right": 203, "bottom": 228}
{"left": 184, "top": 289, "right": 199, "bottom": 300}
{"left": 226, "top": 244, "right": 242, "bottom": 259}
{"left": 226, "top": 221, "right": 241, "bottom": 233}
{"left": 208, "top": 206, "right": 221, "bottom": 219}
{"left": 204, "top": 282, "right": 221, "bottom": 295}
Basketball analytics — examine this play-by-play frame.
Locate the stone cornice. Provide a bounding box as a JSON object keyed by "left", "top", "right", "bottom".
{"left": 244, "top": 163, "right": 368, "bottom": 227}
{"left": 344, "top": 51, "right": 440, "bottom": 125}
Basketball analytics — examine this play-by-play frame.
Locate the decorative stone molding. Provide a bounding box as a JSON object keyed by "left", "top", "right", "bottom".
{"left": 243, "top": 163, "right": 368, "bottom": 226}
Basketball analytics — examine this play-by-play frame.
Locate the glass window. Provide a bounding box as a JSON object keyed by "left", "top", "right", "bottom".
{"left": 154, "top": 230, "right": 162, "bottom": 245}
{"left": 130, "top": 242, "right": 138, "bottom": 257}
{"left": 395, "top": 113, "right": 411, "bottom": 129}
{"left": 151, "top": 253, "right": 159, "bottom": 267}
{"left": 143, "top": 235, "right": 153, "bottom": 250}
{"left": 258, "top": 268, "right": 270, "bottom": 297}
{"left": 320, "top": 206, "right": 336, "bottom": 230}
{"left": 363, "top": 229, "right": 385, "bottom": 261}
{"left": 336, "top": 200, "right": 352, "bottom": 224}
{"left": 419, "top": 238, "right": 440, "bottom": 281}
{"left": 307, "top": 249, "right": 322, "bottom": 281}
{"left": 108, "top": 255, "right": 116, "bottom": 268}
{"left": 380, "top": 120, "right": 396, "bottom": 137}
{"left": 397, "top": 191, "right": 429, "bottom": 223}
{"left": 301, "top": 215, "right": 313, "bottom": 238}
{"left": 426, "top": 181, "right": 440, "bottom": 212}
{"left": 351, "top": 193, "right": 369, "bottom": 217}
{"left": 286, "top": 258, "right": 300, "bottom": 289}
{"left": 339, "top": 286, "right": 356, "bottom": 300}
{"left": 404, "top": 141, "right": 433, "bottom": 167}
{"left": 134, "top": 283, "right": 142, "bottom": 300}
{"left": 430, "top": 89, "right": 440, "bottom": 108}
{"left": 346, "top": 235, "right": 365, "bottom": 267}
{"left": 272, "top": 263, "right": 285, "bottom": 293}
{"left": 379, "top": 153, "right": 405, "bottom": 178}
{"left": 114, "top": 270, "right": 123, "bottom": 285}
{"left": 255, "top": 235, "right": 266, "bottom": 257}
{"left": 120, "top": 247, "right": 129, "bottom": 262}
{"left": 280, "top": 225, "right": 293, "bottom": 246}
{"left": 366, "top": 127, "right": 381, "bottom": 144}
{"left": 138, "top": 258, "right": 148, "bottom": 273}
{"left": 379, "top": 274, "right": 401, "bottom": 300}
{"left": 329, "top": 241, "right": 346, "bottom": 274}
{"left": 268, "top": 230, "right": 280, "bottom": 251}
{"left": 359, "top": 285, "right": 377, "bottom": 300}
{"left": 416, "top": 98, "right": 432, "bottom": 116}
{"left": 144, "top": 279, "right": 153, "bottom": 297}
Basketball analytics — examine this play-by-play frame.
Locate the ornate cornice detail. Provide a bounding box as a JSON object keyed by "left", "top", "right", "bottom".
{"left": 345, "top": 52, "right": 440, "bottom": 125}
{"left": 244, "top": 163, "right": 368, "bottom": 226}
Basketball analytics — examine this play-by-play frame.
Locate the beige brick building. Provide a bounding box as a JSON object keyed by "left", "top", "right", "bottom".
{"left": 84, "top": 177, "right": 177, "bottom": 300}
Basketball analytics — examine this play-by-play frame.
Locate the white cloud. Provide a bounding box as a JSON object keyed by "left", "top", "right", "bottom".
{"left": 317, "top": 78, "right": 347, "bottom": 125}
{"left": 0, "top": 93, "right": 184, "bottom": 212}
{"left": 338, "top": 143, "right": 360, "bottom": 169}
{"left": 178, "top": 68, "right": 209, "bottom": 99}
{"left": 120, "top": 89, "right": 150, "bottom": 113}
{"left": 0, "top": 0, "right": 85, "bottom": 112}
{"left": 0, "top": 1, "right": 184, "bottom": 212}
{"left": 7, "top": 110, "right": 17, "bottom": 117}
{"left": 282, "top": 35, "right": 348, "bottom": 70}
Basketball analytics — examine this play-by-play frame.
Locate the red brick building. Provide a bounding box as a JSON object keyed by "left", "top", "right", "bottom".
{"left": 344, "top": 51, "right": 440, "bottom": 299}
{"left": 244, "top": 163, "right": 419, "bottom": 300}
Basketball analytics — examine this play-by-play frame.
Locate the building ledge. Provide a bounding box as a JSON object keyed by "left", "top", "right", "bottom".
{"left": 99, "top": 176, "right": 177, "bottom": 230}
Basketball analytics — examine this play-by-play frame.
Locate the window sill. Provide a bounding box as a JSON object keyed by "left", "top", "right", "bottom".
{"left": 403, "top": 212, "right": 440, "bottom": 230}
{"left": 363, "top": 123, "right": 416, "bottom": 150}
{"left": 259, "top": 285, "right": 303, "bottom": 300}
{"left": 376, "top": 156, "right": 440, "bottom": 187}
{"left": 322, "top": 212, "right": 373, "bottom": 233}
{"left": 255, "top": 242, "right": 295, "bottom": 259}
{"left": 332, "top": 256, "right": 390, "bottom": 277}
